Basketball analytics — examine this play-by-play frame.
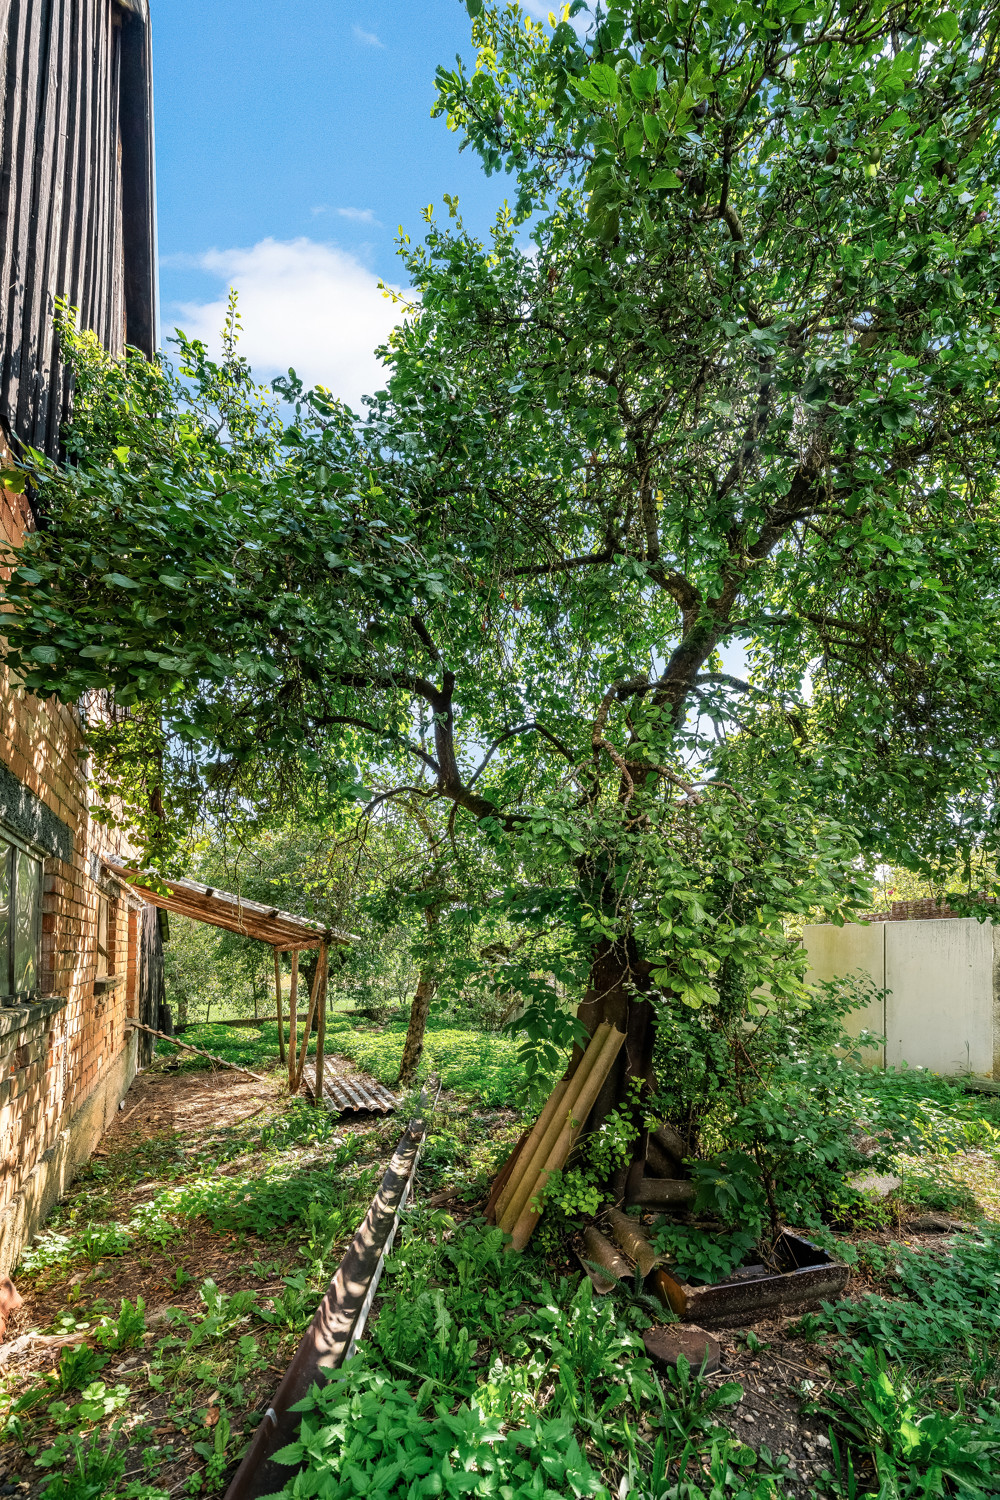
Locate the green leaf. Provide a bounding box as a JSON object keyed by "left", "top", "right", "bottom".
{"left": 926, "top": 10, "right": 959, "bottom": 41}
{"left": 583, "top": 61, "right": 619, "bottom": 100}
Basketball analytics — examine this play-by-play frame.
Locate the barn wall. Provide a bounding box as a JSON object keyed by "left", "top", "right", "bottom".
{"left": 0, "top": 0, "right": 155, "bottom": 460}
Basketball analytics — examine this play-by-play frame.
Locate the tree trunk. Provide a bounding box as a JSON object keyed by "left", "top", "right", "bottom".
{"left": 572, "top": 936, "right": 657, "bottom": 1198}
{"left": 396, "top": 906, "right": 440, "bottom": 1087}
{"left": 396, "top": 967, "right": 436, "bottom": 1086}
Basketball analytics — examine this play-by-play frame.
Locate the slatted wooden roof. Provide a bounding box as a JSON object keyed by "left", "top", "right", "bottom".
{"left": 102, "top": 860, "right": 353, "bottom": 951}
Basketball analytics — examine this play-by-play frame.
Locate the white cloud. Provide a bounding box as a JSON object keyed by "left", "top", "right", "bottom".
{"left": 352, "top": 23, "right": 384, "bottom": 46}
{"left": 335, "top": 207, "right": 379, "bottom": 225}
{"left": 173, "top": 237, "right": 409, "bottom": 410}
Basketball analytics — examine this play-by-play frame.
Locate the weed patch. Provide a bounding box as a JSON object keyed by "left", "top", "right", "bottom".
{"left": 796, "top": 1225, "right": 1000, "bottom": 1368}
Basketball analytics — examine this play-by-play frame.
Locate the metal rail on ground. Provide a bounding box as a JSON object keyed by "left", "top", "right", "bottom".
{"left": 222, "top": 1083, "right": 434, "bottom": 1500}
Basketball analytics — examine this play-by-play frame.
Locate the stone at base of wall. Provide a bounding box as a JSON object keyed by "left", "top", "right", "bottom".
{"left": 0, "top": 1029, "right": 138, "bottom": 1279}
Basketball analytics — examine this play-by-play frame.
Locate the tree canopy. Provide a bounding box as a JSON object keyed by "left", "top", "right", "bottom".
{"left": 4, "top": 0, "right": 1000, "bottom": 1065}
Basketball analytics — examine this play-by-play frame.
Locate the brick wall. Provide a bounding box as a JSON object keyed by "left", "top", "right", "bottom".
{"left": 1, "top": 465, "right": 147, "bottom": 1238}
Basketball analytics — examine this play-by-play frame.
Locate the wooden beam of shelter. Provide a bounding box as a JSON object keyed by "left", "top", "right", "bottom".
{"left": 124, "top": 1021, "right": 267, "bottom": 1083}
{"left": 102, "top": 860, "right": 353, "bottom": 951}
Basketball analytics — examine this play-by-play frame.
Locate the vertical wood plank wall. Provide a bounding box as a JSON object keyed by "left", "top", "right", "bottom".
{"left": 0, "top": 0, "right": 155, "bottom": 460}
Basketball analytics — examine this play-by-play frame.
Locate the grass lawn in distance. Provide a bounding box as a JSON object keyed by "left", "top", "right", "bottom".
{"left": 173, "top": 1013, "right": 547, "bottom": 1110}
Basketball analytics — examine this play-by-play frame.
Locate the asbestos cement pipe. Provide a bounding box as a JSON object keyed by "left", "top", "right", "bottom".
{"left": 606, "top": 1207, "right": 657, "bottom": 1278}
{"left": 579, "top": 1224, "right": 632, "bottom": 1294}
{"left": 493, "top": 1079, "right": 569, "bottom": 1226}
{"left": 627, "top": 1177, "right": 696, "bottom": 1209}
{"left": 499, "top": 1023, "right": 612, "bottom": 1236}
{"left": 509, "top": 1023, "right": 626, "bottom": 1251}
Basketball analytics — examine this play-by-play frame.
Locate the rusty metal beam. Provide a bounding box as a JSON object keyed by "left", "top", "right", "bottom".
{"left": 222, "top": 1090, "right": 430, "bottom": 1500}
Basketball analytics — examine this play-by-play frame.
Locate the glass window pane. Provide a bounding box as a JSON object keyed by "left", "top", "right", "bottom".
{"left": 13, "top": 849, "right": 41, "bottom": 996}
{"left": 96, "top": 897, "right": 108, "bottom": 977}
{"left": 0, "top": 845, "right": 10, "bottom": 999}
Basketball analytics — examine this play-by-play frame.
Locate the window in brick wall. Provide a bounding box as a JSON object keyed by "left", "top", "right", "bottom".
{"left": 0, "top": 834, "right": 42, "bottom": 1003}
{"left": 96, "top": 896, "right": 109, "bottom": 978}
{"left": 96, "top": 892, "right": 119, "bottom": 981}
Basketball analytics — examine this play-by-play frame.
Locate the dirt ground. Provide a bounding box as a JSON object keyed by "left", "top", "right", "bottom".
{"left": 102, "top": 1065, "right": 284, "bottom": 1145}
{"left": 646, "top": 1219, "right": 977, "bottom": 1495}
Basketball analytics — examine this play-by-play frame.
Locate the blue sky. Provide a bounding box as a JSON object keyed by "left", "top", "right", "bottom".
{"left": 152, "top": 1, "right": 749, "bottom": 681}
{"left": 153, "top": 0, "right": 529, "bottom": 404}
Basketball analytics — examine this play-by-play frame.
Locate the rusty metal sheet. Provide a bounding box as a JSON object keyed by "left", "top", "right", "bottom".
{"left": 300, "top": 1061, "right": 397, "bottom": 1116}
{"left": 682, "top": 1232, "right": 848, "bottom": 1328}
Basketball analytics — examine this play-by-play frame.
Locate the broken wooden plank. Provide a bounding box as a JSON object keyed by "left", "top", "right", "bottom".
{"left": 125, "top": 1022, "right": 268, "bottom": 1083}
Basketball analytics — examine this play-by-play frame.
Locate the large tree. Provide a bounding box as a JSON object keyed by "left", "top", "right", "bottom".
{"left": 6, "top": 0, "right": 1000, "bottom": 1135}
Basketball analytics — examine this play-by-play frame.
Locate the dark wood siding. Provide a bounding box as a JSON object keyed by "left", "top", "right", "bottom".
{"left": 0, "top": 0, "right": 156, "bottom": 460}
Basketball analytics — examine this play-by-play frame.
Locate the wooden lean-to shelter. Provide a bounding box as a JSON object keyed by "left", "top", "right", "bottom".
{"left": 103, "top": 862, "right": 353, "bottom": 1102}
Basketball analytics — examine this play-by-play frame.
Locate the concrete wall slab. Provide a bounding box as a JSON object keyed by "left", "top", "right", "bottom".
{"left": 884, "top": 919, "right": 994, "bottom": 1077}
{"left": 803, "top": 922, "right": 886, "bottom": 1067}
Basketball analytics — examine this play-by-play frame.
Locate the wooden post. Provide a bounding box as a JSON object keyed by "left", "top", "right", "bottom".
{"left": 274, "top": 949, "right": 285, "bottom": 1065}
{"left": 291, "top": 943, "right": 327, "bottom": 1093}
{"left": 287, "top": 949, "right": 299, "bottom": 1091}
{"left": 314, "top": 943, "right": 328, "bottom": 1110}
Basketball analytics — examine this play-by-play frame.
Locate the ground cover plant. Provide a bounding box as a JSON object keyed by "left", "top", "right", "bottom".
{"left": 254, "top": 1066, "right": 1000, "bottom": 1500}
{"left": 4, "top": 1002, "right": 1000, "bottom": 1499}
{"left": 0, "top": 1013, "right": 545, "bottom": 1499}
{"left": 155, "top": 1012, "right": 549, "bottom": 1111}
{"left": 263, "top": 1211, "right": 772, "bottom": 1500}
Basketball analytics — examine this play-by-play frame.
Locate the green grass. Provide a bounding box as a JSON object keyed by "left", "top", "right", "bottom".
{"left": 4, "top": 1087, "right": 392, "bottom": 1500}
{"left": 322, "top": 1014, "right": 540, "bottom": 1106}
{"left": 164, "top": 1018, "right": 286, "bottom": 1072}
{"left": 854, "top": 1066, "right": 1000, "bottom": 1154}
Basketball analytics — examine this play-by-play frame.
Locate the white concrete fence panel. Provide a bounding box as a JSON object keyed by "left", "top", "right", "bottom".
{"left": 803, "top": 918, "right": 1000, "bottom": 1080}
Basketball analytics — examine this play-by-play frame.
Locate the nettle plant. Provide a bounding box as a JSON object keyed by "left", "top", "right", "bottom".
{"left": 653, "top": 970, "right": 887, "bottom": 1233}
